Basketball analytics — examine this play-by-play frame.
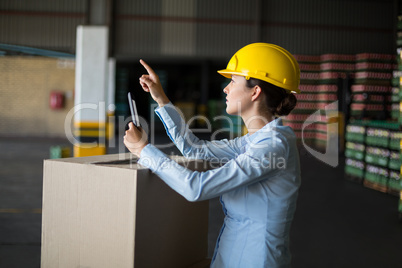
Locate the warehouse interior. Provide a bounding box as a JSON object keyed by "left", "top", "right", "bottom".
{"left": 2, "top": 0, "right": 402, "bottom": 267}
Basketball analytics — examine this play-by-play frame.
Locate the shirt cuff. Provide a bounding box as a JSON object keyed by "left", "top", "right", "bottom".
{"left": 138, "top": 143, "right": 170, "bottom": 172}
{"left": 154, "top": 102, "right": 181, "bottom": 130}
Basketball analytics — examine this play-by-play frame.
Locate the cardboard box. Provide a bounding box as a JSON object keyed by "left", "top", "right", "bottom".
{"left": 41, "top": 153, "right": 210, "bottom": 268}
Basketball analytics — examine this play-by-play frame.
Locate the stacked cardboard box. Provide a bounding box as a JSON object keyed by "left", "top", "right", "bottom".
{"left": 391, "top": 56, "right": 402, "bottom": 120}
{"left": 318, "top": 54, "right": 355, "bottom": 148}
{"left": 285, "top": 55, "right": 320, "bottom": 145}
{"left": 41, "top": 153, "right": 210, "bottom": 268}
{"left": 285, "top": 55, "right": 318, "bottom": 145}
{"left": 387, "top": 68, "right": 402, "bottom": 194}
{"left": 343, "top": 50, "right": 399, "bottom": 196}
{"left": 284, "top": 54, "right": 353, "bottom": 148}
{"left": 344, "top": 122, "right": 366, "bottom": 182}
{"left": 364, "top": 123, "right": 393, "bottom": 192}
{"left": 350, "top": 54, "right": 395, "bottom": 119}
{"left": 344, "top": 120, "right": 402, "bottom": 195}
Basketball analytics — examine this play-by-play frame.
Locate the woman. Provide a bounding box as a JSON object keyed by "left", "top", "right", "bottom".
{"left": 124, "top": 43, "right": 301, "bottom": 267}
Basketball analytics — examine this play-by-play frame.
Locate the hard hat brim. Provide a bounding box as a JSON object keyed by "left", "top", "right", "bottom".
{"left": 217, "top": 69, "right": 240, "bottom": 79}
{"left": 217, "top": 69, "right": 301, "bottom": 94}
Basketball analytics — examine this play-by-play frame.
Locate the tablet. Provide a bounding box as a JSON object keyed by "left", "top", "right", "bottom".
{"left": 128, "top": 92, "right": 140, "bottom": 127}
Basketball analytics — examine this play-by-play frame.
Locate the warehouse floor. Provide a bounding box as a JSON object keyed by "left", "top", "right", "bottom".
{"left": 1, "top": 136, "right": 402, "bottom": 268}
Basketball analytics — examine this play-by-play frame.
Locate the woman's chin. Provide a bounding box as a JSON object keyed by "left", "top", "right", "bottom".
{"left": 225, "top": 108, "right": 237, "bottom": 116}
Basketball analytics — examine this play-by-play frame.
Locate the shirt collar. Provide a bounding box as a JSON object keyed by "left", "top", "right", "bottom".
{"left": 245, "top": 117, "right": 283, "bottom": 144}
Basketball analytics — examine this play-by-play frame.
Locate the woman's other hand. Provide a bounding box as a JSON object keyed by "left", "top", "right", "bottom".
{"left": 139, "top": 59, "right": 170, "bottom": 107}
{"left": 123, "top": 122, "right": 148, "bottom": 157}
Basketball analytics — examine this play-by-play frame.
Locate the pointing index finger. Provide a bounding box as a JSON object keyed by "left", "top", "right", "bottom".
{"left": 139, "top": 59, "right": 156, "bottom": 76}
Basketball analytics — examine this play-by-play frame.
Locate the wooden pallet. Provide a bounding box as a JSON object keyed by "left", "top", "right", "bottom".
{"left": 363, "top": 180, "right": 388, "bottom": 193}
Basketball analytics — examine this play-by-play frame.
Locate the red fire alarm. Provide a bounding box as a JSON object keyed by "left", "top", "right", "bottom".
{"left": 50, "top": 91, "right": 65, "bottom": 110}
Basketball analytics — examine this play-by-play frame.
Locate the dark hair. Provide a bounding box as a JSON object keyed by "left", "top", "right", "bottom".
{"left": 245, "top": 78, "right": 297, "bottom": 116}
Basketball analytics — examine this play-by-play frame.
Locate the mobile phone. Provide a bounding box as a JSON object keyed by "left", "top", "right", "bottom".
{"left": 128, "top": 92, "right": 140, "bottom": 127}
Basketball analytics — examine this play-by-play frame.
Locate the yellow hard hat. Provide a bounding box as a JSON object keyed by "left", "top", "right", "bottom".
{"left": 218, "top": 43, "right": 300, "bottom": 93}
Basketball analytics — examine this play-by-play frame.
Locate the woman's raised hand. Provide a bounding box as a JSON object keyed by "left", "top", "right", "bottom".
{"left": 139, "top": 59, "right": 170, "bottom": 107}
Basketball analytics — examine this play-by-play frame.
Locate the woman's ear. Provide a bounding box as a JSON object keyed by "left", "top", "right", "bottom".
{"left": 251, "top": 85, "right": 262, "bottom": 102}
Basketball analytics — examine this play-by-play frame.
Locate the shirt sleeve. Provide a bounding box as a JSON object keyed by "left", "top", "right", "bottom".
{"left": 154, "top": 102, "right": 244, "bottom": 161}
{"left": 138, "top": 139, "right": 287, "bottom": 202}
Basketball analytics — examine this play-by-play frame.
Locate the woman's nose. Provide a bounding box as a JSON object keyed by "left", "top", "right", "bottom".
{"left": 223, "top": 86, "right": 228, "bottom": 94}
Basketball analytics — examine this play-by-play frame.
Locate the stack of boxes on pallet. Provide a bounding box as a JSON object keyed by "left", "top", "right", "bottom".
{"left": 284, "top": 55, "right": 321, "bottom": 146}
{"left": 284, "top": 54, "right": 353, "bottom": 148}
{"left": 345, "top": 121, "right": 402, "bottom": 195}
{"left": 344, "top": 123, "right": 366, "bottom": 180}
{"left": 350, "top": 54, "right": 394, "bottom": 118}
{"left": 344, "top": 52, "right": 401, "bottom": 195}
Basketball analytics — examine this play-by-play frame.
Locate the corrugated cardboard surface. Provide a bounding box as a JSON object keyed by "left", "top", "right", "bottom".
{"left": 42, "top": 153, "right": 209, "bottom": 268}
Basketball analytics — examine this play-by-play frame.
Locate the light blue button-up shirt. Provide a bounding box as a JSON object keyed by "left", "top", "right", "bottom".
{"left": 138, "top": 103, "right": 301, "bottom": 268}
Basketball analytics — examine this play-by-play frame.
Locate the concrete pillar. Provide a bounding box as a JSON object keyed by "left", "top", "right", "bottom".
{"left": 106, "top": 58, "right": 116, "bottom": 146}
{"left": 74, "top": 26, "right": 109, "bottom": 157}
